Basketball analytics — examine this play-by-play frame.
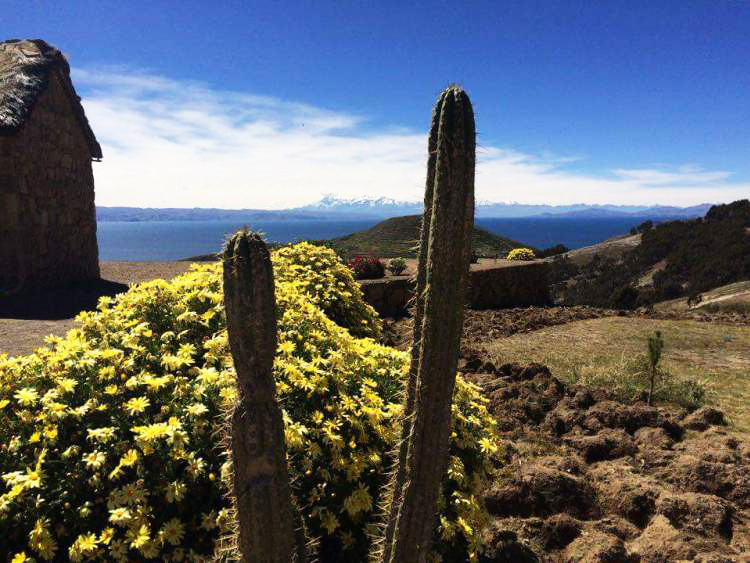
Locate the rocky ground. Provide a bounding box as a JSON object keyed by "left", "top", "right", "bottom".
{"left": 461, "top": 361, "right": 750, "bottom": 562}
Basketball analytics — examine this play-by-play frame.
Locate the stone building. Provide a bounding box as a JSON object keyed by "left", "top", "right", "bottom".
{"left": 0, "top": 39, "right": 101, "bottom": 292}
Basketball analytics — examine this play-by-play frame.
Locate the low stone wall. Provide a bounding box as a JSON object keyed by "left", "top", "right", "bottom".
{"left": 359, "top": 260, "right": 550, "bottom": 317}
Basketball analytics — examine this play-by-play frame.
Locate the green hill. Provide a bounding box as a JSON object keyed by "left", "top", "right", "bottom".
{"left": 325, "top": 215, "right": 533, "bottom": 258}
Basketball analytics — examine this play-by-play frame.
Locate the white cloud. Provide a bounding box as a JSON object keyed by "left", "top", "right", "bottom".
{"left": 75, "top": 68, "right": 750, "bottom": 209}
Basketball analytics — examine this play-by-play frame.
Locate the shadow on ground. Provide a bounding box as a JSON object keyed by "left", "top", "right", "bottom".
{"left": 0, "top": 278, "right": 128, "bottom": 320}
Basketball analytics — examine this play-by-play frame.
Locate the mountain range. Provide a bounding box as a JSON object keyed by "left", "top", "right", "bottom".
{"left": 96, "top": 196, "right": 714, "bottom": 222}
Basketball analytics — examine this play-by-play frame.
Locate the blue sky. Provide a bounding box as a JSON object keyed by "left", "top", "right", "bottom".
{"left": 6, "top": 1, "right": 750, "bottom": 208}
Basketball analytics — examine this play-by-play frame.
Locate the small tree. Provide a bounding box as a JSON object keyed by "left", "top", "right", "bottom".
{"left": 387, "top": 257, "right": 408, "bottom": 276}
{"left": 647, "top": 330, "right": 664, "bottom": 406}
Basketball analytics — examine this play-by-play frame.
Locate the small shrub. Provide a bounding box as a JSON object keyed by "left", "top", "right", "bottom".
{"left": 470, "top": 250, "right": 480, "bottom": 264}
{"left": 506, "top": 248, "right": 536, "bottom": 261}
{"left": 387, "top": 257, "right": 407, "bottom": 276}
{"left": 347, "top": 255, "right": 385, "bottom": 280}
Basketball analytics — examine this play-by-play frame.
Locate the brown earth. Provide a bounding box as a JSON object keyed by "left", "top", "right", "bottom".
{"left": 0, "top": 261, "right": 195, "bottom": 356}
{"left": 465, "top": 361, "right": 750, "bottom": 562}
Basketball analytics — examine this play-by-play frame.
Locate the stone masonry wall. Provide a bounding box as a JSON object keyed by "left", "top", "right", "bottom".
{"left": 359, "top": 261, "right": 550, "bottom": 317}
{"left": 0, "top": 70, "right": 99, "bottom": 291}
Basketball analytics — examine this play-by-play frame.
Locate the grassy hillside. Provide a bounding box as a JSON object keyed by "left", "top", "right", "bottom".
{"left": 324, "top": 214, "right": 533, "bottom": 258}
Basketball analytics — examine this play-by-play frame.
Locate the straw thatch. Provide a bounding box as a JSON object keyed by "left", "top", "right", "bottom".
{"left": 0, "top": 38, "right": 101, "bottom": 158}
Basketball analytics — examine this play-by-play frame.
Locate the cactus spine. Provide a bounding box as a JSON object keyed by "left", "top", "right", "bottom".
{"left": 223, "top": 230, "right": 304, "bottom": 563}
{"left": 381, "top": 86, "right": 475, "bottom": 562}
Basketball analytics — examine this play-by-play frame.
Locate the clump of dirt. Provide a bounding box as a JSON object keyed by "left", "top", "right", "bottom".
{"left": 465, "top": 362, "right": 750, "bottom": 562}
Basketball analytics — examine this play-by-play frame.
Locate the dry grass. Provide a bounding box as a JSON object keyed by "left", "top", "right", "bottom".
{"left": 484, "top": 317, "right": 750, "bottom": 434}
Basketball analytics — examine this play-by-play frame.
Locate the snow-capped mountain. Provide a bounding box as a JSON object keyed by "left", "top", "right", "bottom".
{"left": 297, "top": 195, "right": 713, "bottom": 219}
{"left": 297, "top": 195, "right": 422, "bottom": 216}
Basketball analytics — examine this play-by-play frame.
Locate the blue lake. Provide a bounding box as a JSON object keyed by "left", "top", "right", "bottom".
{"left": 96, "top": 216, "right": 660, "bottom": 261}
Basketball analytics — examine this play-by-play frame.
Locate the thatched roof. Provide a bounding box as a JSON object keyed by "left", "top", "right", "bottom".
{"left": 0, "top": 39, "right": 101, "bottom": 159}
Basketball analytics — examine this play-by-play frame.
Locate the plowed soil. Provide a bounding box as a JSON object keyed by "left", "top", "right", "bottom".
{"left": 465, "top": 361, "right": 750, "bottom": 562}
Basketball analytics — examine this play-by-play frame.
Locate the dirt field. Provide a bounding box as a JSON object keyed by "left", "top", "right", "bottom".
{"left": 0, "top": 261, "right": 195, "bottom": 357}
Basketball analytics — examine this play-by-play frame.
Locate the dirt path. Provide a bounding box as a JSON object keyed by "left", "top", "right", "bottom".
{"left": 0, "top": 261, "right": 195, "bottom": 357}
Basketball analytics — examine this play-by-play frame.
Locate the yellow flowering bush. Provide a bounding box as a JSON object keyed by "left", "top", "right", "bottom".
{"left": 506, "top": 247, "right": 536, "bottom": 261}
{"left": 272, "top": 242, "right": 382, "bottom": 338}
{"left": 0, "top": 244, "right": 499, "bottom": 561}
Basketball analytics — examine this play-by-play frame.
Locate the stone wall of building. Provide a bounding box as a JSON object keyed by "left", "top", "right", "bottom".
{"left": 0, "top": 69, "right": 99, "bottom": 292}
{"left": 359, "top": 261, "right": 550, "bottom": 317}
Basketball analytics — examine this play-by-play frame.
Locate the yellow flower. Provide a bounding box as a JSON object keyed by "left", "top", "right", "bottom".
{"left": 11, "top": 553, "right": 30, "bottom": 563}
{"left": 119, "top": 482, "right": 146, "bottom": 505}
{"left": 43, "top": 426, "right": 58, "bottom": 441}
{"left": 120, "top": 449, "right": 139, "bottom": 467}
{"left": 127, "top": 524, "right": 150, "bottom": 549}
{"left": 24, "top": 469, "right": 42, "bottom": 489}
{"left": 478, "top": 437, "right": 498, "bottom": 454}
{"left": 69, "top": 533, "right": 98, "bottom": 561}
{"left": 199, "top": 511, "right": 217, "bottom": 530}
{"left": 57, "top": 377, "right": 77, "bottom": 393}
{"left": 87, "top": 427, "right": 117, "bottom": 443}
{"left": 165, "top": 480, "right": 186, "bottom": 503}
{"left": 29, "top": 517, "right": 57, "bottom": 560}
{"left": 83, "top": 451, "right": 106, "bottom": 470}
{"left": 159, "top": 518, "right": 185, "bottom": 546}
{"left": 186, "top": 403, "right": 208, "bottom": 416}
{"left": 132, "top": 422, "right": 171, "bottom": 442}
{"left": 99, "top": 527, "right": 114, "bottom": 545}
{"left": 14, "top": 387, "right": 38, "bottom": 406}
{"left": 109, "top": 507, "right": 132, "bottom": 526}
{"left": 124, "top": 396, "right": 150, "bottom": 415}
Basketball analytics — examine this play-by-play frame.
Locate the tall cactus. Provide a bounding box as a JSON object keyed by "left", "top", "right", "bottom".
{"left": 380, "top": 86, "right": 476, "bottom": 562}
{"left": 379, "top": 90, "right": 442, "bottom": 563}
{"left": 223, "top": 230, "right": 304, "bottom": 563}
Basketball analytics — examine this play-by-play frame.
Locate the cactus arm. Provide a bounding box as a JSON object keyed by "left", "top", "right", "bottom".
{"left": 223, "top": 230, "right": 304, "bottom": 563}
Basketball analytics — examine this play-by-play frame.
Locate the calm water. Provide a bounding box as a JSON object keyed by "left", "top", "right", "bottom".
{"left": 97, "top": 216, "right": 661, "bottom": 261}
